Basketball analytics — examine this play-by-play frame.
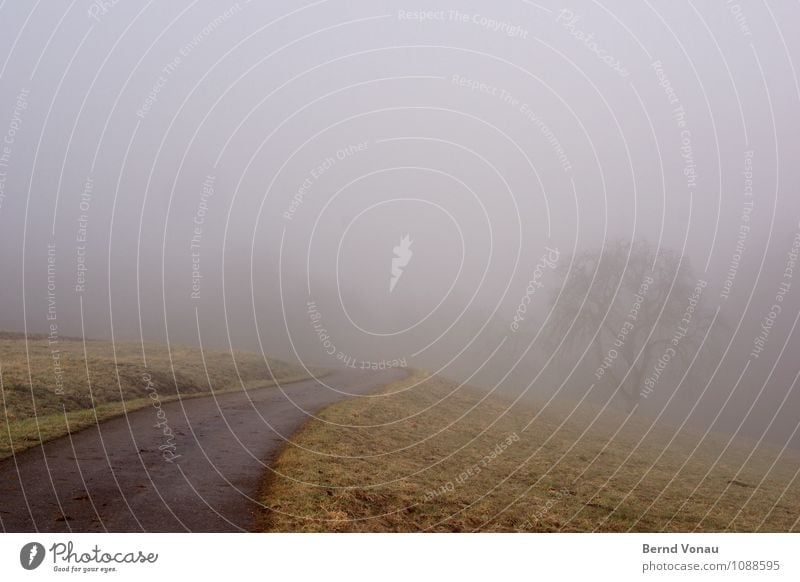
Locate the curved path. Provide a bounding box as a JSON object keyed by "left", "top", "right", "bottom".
{"left": 0, "top": 367, "right": 406, "bottom": 532}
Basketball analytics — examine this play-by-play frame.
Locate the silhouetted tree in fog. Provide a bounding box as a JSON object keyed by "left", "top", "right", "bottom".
{"left": 542, "top": 240, "right": 725, "bottom": 411}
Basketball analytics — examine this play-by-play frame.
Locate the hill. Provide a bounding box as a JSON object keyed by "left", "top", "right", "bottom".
{"left": 259, "top": 372, "right": 800, "bottom": 532}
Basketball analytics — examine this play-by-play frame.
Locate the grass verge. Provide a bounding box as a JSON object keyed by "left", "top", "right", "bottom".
{"left": 0, "top": 334, "right": 313, "bottom": 460}
{"left": 259, "top": 372, "right": 800, "bottom": 532}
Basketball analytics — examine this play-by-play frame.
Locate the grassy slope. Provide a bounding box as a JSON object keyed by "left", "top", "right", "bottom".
{"left": 0, "top": 333, "right": 311, "bottom": 460}
{"left": 260, "top": 372, "right": 800, "bottom": 532}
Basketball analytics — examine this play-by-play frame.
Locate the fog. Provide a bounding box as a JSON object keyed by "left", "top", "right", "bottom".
{"left": 1, "top": 1, "right": 799, "bottom": 448}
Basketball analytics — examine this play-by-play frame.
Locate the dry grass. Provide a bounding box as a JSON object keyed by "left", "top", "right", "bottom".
{"left": 0, "top": 333, "right": 310, "bottom": 460}
{"left": 260, "top": 372, "right": 800, "bottom": 532}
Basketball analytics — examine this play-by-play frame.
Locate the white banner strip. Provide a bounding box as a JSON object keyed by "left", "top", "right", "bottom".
{"left": 1, "top": 533, "right": 798, "bottom": 581}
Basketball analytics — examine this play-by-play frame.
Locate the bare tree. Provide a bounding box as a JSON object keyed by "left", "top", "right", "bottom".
{"left": 541, "top": 240, "right": 722, "bottom": 410}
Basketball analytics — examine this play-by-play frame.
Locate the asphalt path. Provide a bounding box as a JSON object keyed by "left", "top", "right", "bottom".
{"left": 0, "top": 367, "right": 406, "bottom": 532}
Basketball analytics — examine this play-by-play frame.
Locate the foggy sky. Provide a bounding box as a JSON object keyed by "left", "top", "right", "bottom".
{"left": 1, "top": 1, "right": 799, "bottom": 447}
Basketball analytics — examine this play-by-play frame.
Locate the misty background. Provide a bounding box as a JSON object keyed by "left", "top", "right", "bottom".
{"left": 1, "top": 1, "right": 799, "bottom": 449}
